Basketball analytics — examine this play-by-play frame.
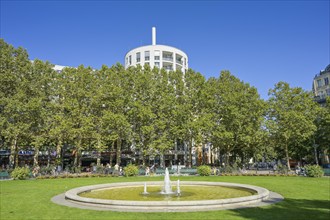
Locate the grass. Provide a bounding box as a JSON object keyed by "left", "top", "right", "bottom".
{"left": 0, "top": 175, "right": 329, "bottom": 220}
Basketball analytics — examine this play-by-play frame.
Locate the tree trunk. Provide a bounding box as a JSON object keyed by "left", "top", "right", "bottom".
{"left": 142, "top": 151, "right": 146, "bottom": 166}
{"left": 184, "top": 141, "right": 188, "bottom": 167}
{"left": 47, "top": 148, "right": 51, "bottom": 167}
{"left": 313, "top": 144, "right": 319, "bottom": 165}
{"left": 159, "top": 153, "right": 164, "bottom": 168}
{"left": 174, "top": 139, "right": 178, "bottom": 164}
{"left": 323, "top": 149, "right": 329, "bottom": 164}
{"left": 116, "top": 138, "right": 121, "bottom": 166}
{"left": 73, "top": 137, "right": 82, "bottom": 170}
{"left": 240, "top": 153, "right": 245, "bottom": 168}
{"left": 188, "top": 139, "right": 193, "bottom": 168}
{"left": 285, "top": 143, "right": 290, "bottom": 171}
{"left": 96, "top": 139, "right": 102, "bottom": 166}
{"left": 33, "top": 147, "right": 39, "bottom": 167}
{"left": 109, "top": 141, "right": 115, "bottom": 166}
{"left": 225, "top": 153, "right": 230, "bottom": 167}
{"left": 56, "top": 139, "right": 62, "bottom": 164}
{"left": 9, "top": 138, "right": 17, "bottom": 168}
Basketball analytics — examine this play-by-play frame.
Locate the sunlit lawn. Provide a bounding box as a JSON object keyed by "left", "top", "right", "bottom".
{"left": 1, "top": 175, "right": 329, "bottom": 220}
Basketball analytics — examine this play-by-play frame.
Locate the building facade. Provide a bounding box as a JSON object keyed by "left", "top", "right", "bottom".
{"left": 125, "top": 27, "right": 188, "bottom": 72}
{"left": 313, "top": 64, "right": 330, "bottom": 104}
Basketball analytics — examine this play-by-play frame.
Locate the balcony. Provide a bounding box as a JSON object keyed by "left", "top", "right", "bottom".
{"left": 163, "top": 65, "right": 173, "bottom": 71}
{"left": 163, "top": 56, "right": 173, "bottom": 62}
{"left": 176, "top": 59, "right": 183, "bottom": 65}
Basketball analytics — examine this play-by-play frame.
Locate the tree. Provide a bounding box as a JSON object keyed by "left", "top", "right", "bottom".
{"left": 28, "top": 59, "right": 56, "bottom": 167}
{"left": 314, "top": 97, "right": 330, "bottom": 164}
{"left": 128, "top": 65, "right": 157, "bottom": 165}
{"left": 0, "top": 39, "right": 32, "bottom": 168}
{"left": 176, "top": 69, "right": 207, "bottom": 167}
{"left": 267, "top": 82, "right": 319, "bottom": 170}
{"left": 101, "top": 64, "right": 132, "bottom": 166}
{"left": 206, "top": 71, "right": 265, "bottom": 167}
{"left": 55, "top": 65, "right": 95, "bottom": 170}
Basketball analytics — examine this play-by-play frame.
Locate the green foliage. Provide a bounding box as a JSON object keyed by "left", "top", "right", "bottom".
{"left": 305, "top": 165, "right": 324, "bottom": 177}
{"left": 123, "top": 164, "right": 139, "bottom": 177}
{"left": 197, "top": 165, "right": 211, "bottom": 176}
{"left": 276, "top": 164, "right": 288, "bottom": 174}
{"left": 0, "top": 39, "right": 327, "bottom": 171}
{"left": 40, "top": 166, "right": 55, "bottom": 175}
{"left": 10, "top": 166, "right": 30, "bottom": 180}
{"left": 220, "top": 165, "right": 239, "bottom": 174}
{"left": 95, "top": 165, "right": 105, "bottom": 174}
{"left": 267, "top": 82, "right": 319, "bottom": 169}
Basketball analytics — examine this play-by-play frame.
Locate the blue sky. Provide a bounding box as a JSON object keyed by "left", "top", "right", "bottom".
{"left": 1, "top": 0, "right": 329, "bottom": 99}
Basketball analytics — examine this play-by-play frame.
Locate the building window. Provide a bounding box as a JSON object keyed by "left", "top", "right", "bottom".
{"left": 325, "top": 77, "right": 329, "bottom": 86}
{"left": 176, "top": 54, "right": 183, "bottom": 64}
{"left": 136, "top": 52, "right": 140, "bottom": 63}
{"left": 154, "top": 62, "right": 160, "bottom": 68}
{"left": 154, "top": 50, "right": 160, "bottom": 60}
{"left": 317, "top": 79, "right": 322, "bottom": 88}
{"left": 163, "top": 51, "right": 173, "bottom": 61}
{"left": 164, "top": 65, "right": 173, "bottom": 71}
{"left": 326, "top": 88, "right": 330, "bottom": 96}
{"left": 129, "top": 55, "right": 132, "bottom": 65}
{"left": 145, "top": 51, "right": 150, "bottom": 61}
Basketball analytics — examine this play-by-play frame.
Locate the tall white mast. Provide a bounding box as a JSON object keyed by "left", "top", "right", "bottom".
{"left": 152, "top": 27, "right": 156, "bottom": 45}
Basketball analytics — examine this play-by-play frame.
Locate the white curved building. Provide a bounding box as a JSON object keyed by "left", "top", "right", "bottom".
{"left": 125, "top": 27, "right": 188, "bottom": 72}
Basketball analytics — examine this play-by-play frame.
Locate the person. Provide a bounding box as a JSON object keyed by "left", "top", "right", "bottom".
{"left": 105, "top": 163, "right": 111, "bottom": 174}
{"left": 150, "top": 164, "right": 155, "bottom": 173}
{"left": 32, "top": 165, "right": 40, "bottom": 178}
{"left": 114, "top": 163, "right": 119, "bottom": 175}
{"left": 212, "top": 167, "right": 217, "bottom": 175}
{"left": 145, "top": 166, "right": 150, "bottom": 176}
{"left": 114, "top": 163, "right": 119, "bottom": 171}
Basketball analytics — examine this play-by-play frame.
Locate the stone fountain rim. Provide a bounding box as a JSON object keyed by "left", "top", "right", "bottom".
{"left": 64, "top": 181, "right": 270, "bottom": 207}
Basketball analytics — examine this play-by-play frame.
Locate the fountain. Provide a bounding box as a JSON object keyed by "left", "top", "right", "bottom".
{"left": 56, "top": 167, "right": 282, "bottom": 212}
{"left": 142, "top": 182, "right": 149, "bottom": 195}
{"left": 160, "top": 168, "right": 175, "bottom": 195}
{"left": 176, "top": 179, "right": 181, "bottom": 196}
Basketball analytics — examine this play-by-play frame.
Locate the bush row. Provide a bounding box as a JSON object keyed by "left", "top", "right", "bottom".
{"left": 9, "top": 164, "right": 325, "bottom": 180}
{"left": 35, "top": 173, "right": 118, "bottom": 179}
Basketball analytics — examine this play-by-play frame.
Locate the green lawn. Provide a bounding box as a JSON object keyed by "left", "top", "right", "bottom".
{"left": 1, "top": 175, "right": 329, "bottom": 220}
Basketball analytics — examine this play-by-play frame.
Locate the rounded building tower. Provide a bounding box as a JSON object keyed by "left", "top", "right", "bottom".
{"left": 125, "top": 27, "right": 188, "bottom": 72}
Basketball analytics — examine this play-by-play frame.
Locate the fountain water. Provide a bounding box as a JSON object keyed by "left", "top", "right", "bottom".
{"left": 160, "top": 168, "right": 175, "bottom": 195}
{"left": 176, "top": 179, "right": 181, "bottom": 196}
{"left": 142, "top": 182, "right": 149, "bottom": 195}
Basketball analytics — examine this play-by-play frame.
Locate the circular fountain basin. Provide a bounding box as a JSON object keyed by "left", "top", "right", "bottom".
{"left": 57, "top": 181, "right": 281, "bottom": 212}
{"left": 79, "top": 184, "right": 255, "bottom": 201}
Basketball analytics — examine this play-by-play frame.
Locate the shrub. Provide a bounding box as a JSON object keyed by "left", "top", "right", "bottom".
{"left": 221, "top": 166, "right": 235, "bottom": 174}
{"left": 197, "top": 165, "right": 211, "bottom": 176}
{"left": 40, "top": 166, "right": 55, "bottom": 175}
{"left": 11, "top": 167, "right": 30, "bottom": 180}
{"left": 123, "top": 164, "right": 139, "bottom": 177}
{"left": 96, "top": 165, "right": 105, "bottom": 174}
{"left": 305, "top": 165, "right": 324, "bottom": 178}
{"left": 277, "top": 164, "right": 288, "bottom": 174}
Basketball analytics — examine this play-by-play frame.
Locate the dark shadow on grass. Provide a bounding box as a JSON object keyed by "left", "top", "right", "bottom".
{"left": 231, "top": 198, "right": 330, "bottom": 220}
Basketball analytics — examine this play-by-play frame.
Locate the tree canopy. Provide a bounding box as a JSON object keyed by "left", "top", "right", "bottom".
{"left": 0, "top": 39, "right": 327, "bottom": 170}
